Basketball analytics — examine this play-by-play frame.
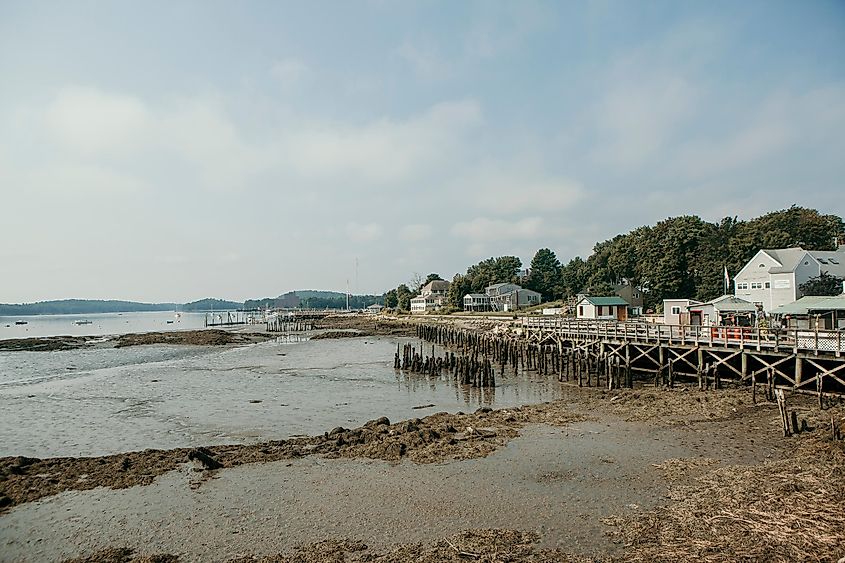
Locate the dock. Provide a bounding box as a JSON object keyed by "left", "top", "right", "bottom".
{"left": 520, "top": 318, "right": 845, "bottom": 397}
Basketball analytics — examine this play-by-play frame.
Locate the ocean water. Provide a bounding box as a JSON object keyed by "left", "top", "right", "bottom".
{"left": 0, "top": 335, "right": 565, "bottom": 458}
{"left": 0, "top": 311, "right": 214, "bottom": 339}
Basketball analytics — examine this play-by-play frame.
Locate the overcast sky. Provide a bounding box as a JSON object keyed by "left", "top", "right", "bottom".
{"left": 1, "top": 1, "right": 843, "bottom": 303}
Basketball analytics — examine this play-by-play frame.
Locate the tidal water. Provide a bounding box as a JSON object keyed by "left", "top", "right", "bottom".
{"left": 0, "top": 311, "right": 211, "bottom": 339}
{"left": 0, "top": 335, "right": 565, "bottom": 458}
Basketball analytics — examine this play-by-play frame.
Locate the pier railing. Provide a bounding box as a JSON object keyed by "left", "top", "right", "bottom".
{"left": 520, "top": 317, "right": 844, "bottom": 357}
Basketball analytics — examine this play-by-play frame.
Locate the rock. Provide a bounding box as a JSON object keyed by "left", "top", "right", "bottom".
{"left": 385, "top": 442, "right": 406, "bottom": 459}
{"left": 400, "top": 421, "right": 418, "bottom": 433}
{"left": 365, "top": 416, "right": 390, "bottom": 427}
{"left": 329, "top": 426, "right": 346, "bottom": 436}
{"left": 187, "top": 447, "right": 223, "bottom": 470}
{"left": 476, "top": 407, "right": 493, "bottom": 414}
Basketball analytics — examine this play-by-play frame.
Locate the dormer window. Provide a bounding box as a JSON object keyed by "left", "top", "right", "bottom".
{"left": 759, "top": 264, "right": 765, "bottom": 268}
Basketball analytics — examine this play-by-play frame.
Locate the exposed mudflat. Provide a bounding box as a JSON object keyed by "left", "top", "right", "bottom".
{"left": 3, "top": 386, "right": 829, "bottom": 563}
{"left": 0, "top": 330, "right": 272, "bottom": 352}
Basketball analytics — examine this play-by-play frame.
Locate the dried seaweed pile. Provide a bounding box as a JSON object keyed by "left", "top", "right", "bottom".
{"left": 68, "top": 530, "right": 597, "bottom": 563}
{"left": 574, "top": 386, "right": 767, "bottom": 425}
{"left": 113, "top": 330, "right": 267, "bottom": 348}
{"left": 64, "top": 547, "right": 178, "bottom": 563}
{"left": 604, "top": 433, "right": 845, "bottom": 562}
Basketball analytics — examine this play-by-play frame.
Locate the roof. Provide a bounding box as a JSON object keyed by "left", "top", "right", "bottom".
{"left": 689, "top": 295, "right": 757, "bottom": 313}
{"left": 366, "top": 304, "right": 383, "bottom": 309}
{"left": 422, "top": 279, "right": 450, "bottom": 293}
{"left": 464, "top": 293, "right": 488, "bottom": 299}
{"left": 809, "top": 250, "right": 845, "bottom": 278}
{"left": 761, "top": 248, "right": 808, "bottom": 274}
{"left": 664, "top": 298, "right": 702, "bottom": 305}
{"left": 578, "top": 296, "right": 629, "bottom": 306}
{"left": 772, "top": 295, "right": 845, "bottom": 315}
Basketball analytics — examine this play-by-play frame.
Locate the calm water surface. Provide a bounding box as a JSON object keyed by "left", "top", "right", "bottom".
{"left": 0, "top": 334, "right": 565, "bottom": 458}
{"left": 0, "top": 311, "right": 211, "bottom": 339}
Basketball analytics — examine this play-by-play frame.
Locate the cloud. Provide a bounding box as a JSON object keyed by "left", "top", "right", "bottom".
{"left": 270, "top": 58, "right": 310, "bottom": 85}
{"left": 400, "top": 224, "right": 433, "bottom": 242}
{"left": 454, "top": 165, "right": 584, "bottom": 214}
{"left": 396, "top": 39, "right": 451, "bottom": 79}
{"left": 346, "top": 222, "right": 383, "bottom": 242}
{"left": 45, "top": 86, "right": 151, "bottom": 155}
{"left": 592, "top": 72, "right": 696, "bottom": 168}
{"left": 282, "top": 99, "right": 482, "bottom": 185}
{"left": 451, "top": 217, "right": 545, "bottom": 242}
{"left": 670, "top": 85, "right": 845, "bottom": 181}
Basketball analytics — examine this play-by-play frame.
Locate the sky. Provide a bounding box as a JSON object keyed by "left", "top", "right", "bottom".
{"left": 1, "top": 0, "right": 844, "bottom": 303}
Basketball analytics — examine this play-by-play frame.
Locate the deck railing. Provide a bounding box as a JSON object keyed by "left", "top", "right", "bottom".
{"left": 520, "top": 317, "right": 845, "bottom": 356}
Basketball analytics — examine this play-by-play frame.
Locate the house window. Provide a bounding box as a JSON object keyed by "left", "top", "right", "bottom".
{"left": 736, "top": 283, "right": 748, "bottom": 290}
{"left": 633, "top": 292, "right": 639, "bottom": 298}
{"left": 671, "top": 306, "right": 680, "bottom": 315}
{"left": 751, "top": 282, "right": 762, "bottom": 290}
{"left": 764, "top": 282, "right": 770, "bottom": 289}
{"left": 579, "top": 306, "right": 584, "bottom": 316}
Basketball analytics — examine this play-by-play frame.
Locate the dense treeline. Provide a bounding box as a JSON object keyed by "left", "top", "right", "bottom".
{"left": 179, "top": 298, "right": 242, "bottom": 311}
{"left": 299, "top": 295, "right": 383, "bottom": 309}
{"left": 564, "top": 206, "right": 843, "bottom": 309}
{"left": 399, "top": 206, "right": 843, "bottom": 312}
{"left": 0, "top": 299, "right": 177, "bottom": 316}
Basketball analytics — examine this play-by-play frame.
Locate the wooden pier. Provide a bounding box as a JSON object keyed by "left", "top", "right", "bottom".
{"left": 520, "top": 318, "right": 845, "bottom": 397}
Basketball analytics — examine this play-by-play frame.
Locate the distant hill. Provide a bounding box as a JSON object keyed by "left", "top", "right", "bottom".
{"left": 244, "top": 290, "right": 383, "bottom": 310}
{"left": 294, "top": 290, "right": 346, "bottom": 299}
{"left": 0, "top": 299, "right": 178, "bottom": 316}
{"left": 178, "top": 298, "right": 242, "bottom": 312}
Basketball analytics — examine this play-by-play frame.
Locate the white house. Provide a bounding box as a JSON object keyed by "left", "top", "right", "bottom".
{"left": 663, "top": 299, "right": 701, "bottom": 325}
{"left": 687, "top": 295, "right": 757, "bottom": 326}
{"left": 576, "top": 296, "right": 630, "bottom": 321}
{"left": 463, "top": 293, "right": 490, "bottom": 311}
{"left": 365, "top": 303, "right": 384, "bottom": 314}
{"left": 410, "top": 279, "right": 451, "bottom": 313}
{"left": 733, "top": 245, "right": 845, "bottom": 312}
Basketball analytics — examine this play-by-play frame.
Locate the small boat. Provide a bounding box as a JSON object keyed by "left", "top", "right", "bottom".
{"left": 74, "top": 320, "right": 93, "bottom": 325}
{"left": 166, "top": 320, "right": 175, "bottom": 324}
{"left": 15, "top": 320, "right": 28, "bottom": 325}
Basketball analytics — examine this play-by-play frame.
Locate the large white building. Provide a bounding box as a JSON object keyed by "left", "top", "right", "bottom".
{"left": 733, "top": 246, "right": 845, "bottom": 312}
{"left": 410, "top": 279, "right": 450, "bottom": 313}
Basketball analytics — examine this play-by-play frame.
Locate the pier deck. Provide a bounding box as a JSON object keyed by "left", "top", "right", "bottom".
{"left": 521, "top": 318, "right": 845, "bottom": 397}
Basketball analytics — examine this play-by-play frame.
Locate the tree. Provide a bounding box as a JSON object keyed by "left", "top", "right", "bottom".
{"left": 424, "top": 273, "right": 444, "bottom": 285}
{"left": 383, "top": 289, "right": 398, "bottom": 309}
{"left": 409, "top": 273, "right": 424, "bottom": 294}
{"left": 447, "top": 274, "right": 472, "bottom": 309}
{"left": 526, "top": 248, "right": 561, "bottom": 301}
{"left": 396, "top": 284, "right": 414, "bottom": 311}
{"left": 560, "top": 257, "right": 589, "bottom": 298}
{"left": 800, "top": 272, "right": 844, "bottom": 297}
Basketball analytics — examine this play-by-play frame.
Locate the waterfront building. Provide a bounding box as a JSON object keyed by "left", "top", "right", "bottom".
{"left": 410, "top": 279, "right": 450, "bottom": 313}
{"left": 733, "top": 245, "right": 845, "bottom": 312}
{"left": 576, "top": 295, "right": 630, "bottom": 321}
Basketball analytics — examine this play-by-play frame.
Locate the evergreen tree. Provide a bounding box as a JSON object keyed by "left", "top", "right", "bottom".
{"left": 526, "top": 248, "right": 561, "bottom": 301}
